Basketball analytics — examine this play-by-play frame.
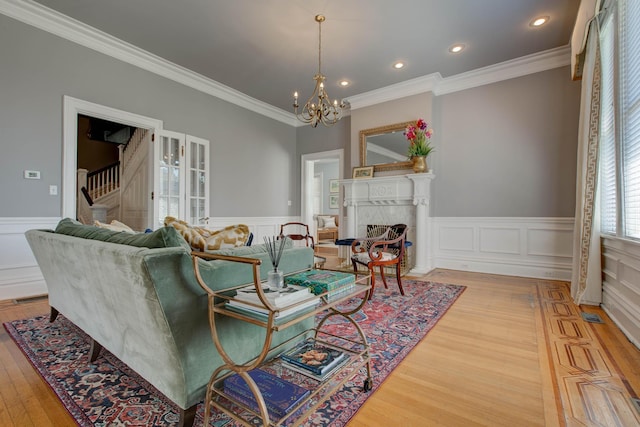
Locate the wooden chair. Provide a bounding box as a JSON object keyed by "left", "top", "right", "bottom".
{"left": 279, "top": 222, "right": 326, "bottom": 268}
{"left": 350, "top": 224, "right": 407, "bottom": 300}
{"left": 278, "top": 222, "right": 315, "bottom": 248}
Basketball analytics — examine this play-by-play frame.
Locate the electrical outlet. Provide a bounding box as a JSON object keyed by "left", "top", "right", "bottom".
{"left": 49, "top": 185, "right": 58, "bottom": 196}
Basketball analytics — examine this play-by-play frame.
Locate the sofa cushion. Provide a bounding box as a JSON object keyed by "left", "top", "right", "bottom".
{"left": 55, "top": 218, "right": 190, "bottom": 250}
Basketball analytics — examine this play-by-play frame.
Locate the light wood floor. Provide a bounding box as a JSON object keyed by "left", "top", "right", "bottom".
{"left": 1, "top": 268, "right": 639, "bottom": 426}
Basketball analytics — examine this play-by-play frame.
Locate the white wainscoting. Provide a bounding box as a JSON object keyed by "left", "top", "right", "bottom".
{"left": 601, "top": 237, "right": 640, "bottom": 349}
{"left": 0, "top": 217, "right": 61, "bottom": 301}
{"left": 0, "top": 216, "right": 300, "bottom": 302}
{"left": 4, "top": 216, "right": 575, "bottom": 299}
{"left": 432, "top": 217, "right": 575, "bottom": 280}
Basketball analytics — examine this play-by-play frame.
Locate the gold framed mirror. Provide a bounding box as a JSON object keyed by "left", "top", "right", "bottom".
{"left": 359, "top": 121, "right": 414, "bottom": 172}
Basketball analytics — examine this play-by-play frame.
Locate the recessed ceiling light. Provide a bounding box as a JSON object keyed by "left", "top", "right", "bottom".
{"left": 449, "top": 44, "right": 465, "bottom": 53}
{"left": 339, "top": 80, "right": 350, "bottom": 87}
{"left": 393, "top": 61, "right": 405, "bottom": 69}
{"left": 530, "top": 16, "right": 549, "bottom": 27}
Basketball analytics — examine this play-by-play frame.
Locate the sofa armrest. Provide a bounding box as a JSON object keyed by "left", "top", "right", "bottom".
{"left": 191, "top": 251, "right": 262, "bottom": 295}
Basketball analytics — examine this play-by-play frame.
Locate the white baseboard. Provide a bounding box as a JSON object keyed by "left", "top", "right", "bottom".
{"left": 0, "top": 217, "right": 60, "bottom": 301}
{"left": 432, "top": 217, "right": 574, "bottom": 280}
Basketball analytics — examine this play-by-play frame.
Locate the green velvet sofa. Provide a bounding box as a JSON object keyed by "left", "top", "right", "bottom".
{"left": 25, "top": 219, "right": 315, "bottom": 427}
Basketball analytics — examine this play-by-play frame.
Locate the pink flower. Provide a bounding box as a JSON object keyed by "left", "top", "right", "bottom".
{"left": 416, "top": 119, "right": 427, "bottom": 130}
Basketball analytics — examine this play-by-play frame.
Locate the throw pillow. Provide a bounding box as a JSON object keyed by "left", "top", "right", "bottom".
{"left": 164, "top": 216, "right": 251, "bottom": 251}
{"left": 94, "top": 219, "right": 135, "bottom": 233}
{"left": 164, "top": 216, "right": 207, "bottom": 251}
{"left": 318, "top": 215, "right": 333, "bottom": 228}
{"left": 323, "top": 217, "right": 337, "bottom": 228}
{"left": 204, "top": 224, "right": 251, "bottom": 251}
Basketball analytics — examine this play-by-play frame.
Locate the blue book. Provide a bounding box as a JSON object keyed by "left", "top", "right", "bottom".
{"left": 223, "top": 369, "right": 310, "bottom": 420}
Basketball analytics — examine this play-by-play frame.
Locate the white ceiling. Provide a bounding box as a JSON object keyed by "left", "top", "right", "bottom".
{"left": 30, "top": 0, "right": 581, "bottom": 113}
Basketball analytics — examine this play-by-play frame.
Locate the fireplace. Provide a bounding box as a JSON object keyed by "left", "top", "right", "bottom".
{"left": 341, "top": 173, "right": 435, "bottom": 274}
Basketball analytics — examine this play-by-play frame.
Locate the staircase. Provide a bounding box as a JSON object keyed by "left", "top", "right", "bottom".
{"left": 76, "top": 128, "right": 149, "bottom": 226}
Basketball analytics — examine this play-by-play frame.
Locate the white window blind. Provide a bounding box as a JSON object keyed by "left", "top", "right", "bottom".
{"left": 621, "top": 0, "right": 640, "bottom": 238}
{"left": 599, "top": 12, "right": 617, "bottom": 234}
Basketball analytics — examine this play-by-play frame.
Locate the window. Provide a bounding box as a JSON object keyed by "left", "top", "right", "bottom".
{"left": 600, "top": 0, "right": 640, "bottom": 240}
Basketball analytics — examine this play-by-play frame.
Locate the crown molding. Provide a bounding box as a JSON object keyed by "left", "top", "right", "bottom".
{"left": 346, "top": 45, "right": 571, "bottom": 110}
{"left": 0, "top": 0, "right": 298, "bottom": 126}
{"left": 1, "top": 0, "right": 571, "bottom": 125}
{"left": 347, "top": 73, "right": 443, "bottom": 110}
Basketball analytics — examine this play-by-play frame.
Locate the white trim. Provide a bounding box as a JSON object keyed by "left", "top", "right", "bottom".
{"left": 345, "top": 46, "right": 571, "bottom": 110}
{"left": 0, "top": 217, "right": 60, "bottom": 301}
{"left": 432, "top": 217, "right": 575, "bottom": 280}
{"left": 433, "top": 46, "right": 571, "bottom": 96}
{"left": 63, "top": 96, "right": 163, "bottom": 225}
{"left": 1, "top": 0, "right": 569, "bottom": 124}
{"left": 601, "top": 236, "right": 640, "bottom": 349}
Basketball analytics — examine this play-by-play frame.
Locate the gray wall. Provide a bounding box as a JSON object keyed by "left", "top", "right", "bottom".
{"left": 1, "top": 14, "right": 581, "bottom": 221}
{"left": 432, "top": 67, "right": 581, "bottom": 217}
{"left": 349, "top": 70, "right": 580, "bottom": 218}
{"left": 0, "top": 15, "right": 297, "bottom": 218}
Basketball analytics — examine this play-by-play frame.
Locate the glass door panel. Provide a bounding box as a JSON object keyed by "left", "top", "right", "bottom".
{"left": 156, "top": 132, "right": 185, "bottom": 227}
{"left": 185, "top": 136, "right": 209, "bottom": 225}
{"left": 154, "top": 131, "right": 209, "bottom": 229}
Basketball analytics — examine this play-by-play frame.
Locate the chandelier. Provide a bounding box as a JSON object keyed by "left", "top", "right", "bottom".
{"left": 293, "top": 15, "right": 348, "bottom": 127}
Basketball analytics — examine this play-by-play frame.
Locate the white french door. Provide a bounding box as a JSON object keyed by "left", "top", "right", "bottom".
{"left": 154, "top": 130, "right": 210, "bottom": 228}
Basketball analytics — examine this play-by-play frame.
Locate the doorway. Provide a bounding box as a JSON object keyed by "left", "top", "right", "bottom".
{"left": 300, "top": 149, "right": 344, "bottom": 241}
{"left": 62, "top": 96, "right": 163, "bottom": 228}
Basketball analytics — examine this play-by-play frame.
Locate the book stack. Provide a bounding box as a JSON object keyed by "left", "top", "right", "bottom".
{"left": 284, "top": 269, "right": 356, "bottom": 301}
{"left": 226, "top": 284, "right": 319, "bottom": 320}
{"left": 280, "top": 338, "right": 348, "bottom": 380}
{"left": 223, "top": 369, "right": 310, "bottom": 420}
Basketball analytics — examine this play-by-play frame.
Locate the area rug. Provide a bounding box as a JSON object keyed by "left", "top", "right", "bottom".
{"left": 3, "top": 279, "right": 464, "bottom": 426}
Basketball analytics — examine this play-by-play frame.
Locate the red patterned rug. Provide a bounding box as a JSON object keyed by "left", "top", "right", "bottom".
{"left": 3, "top": 279, "right": 464, "bottom": 426}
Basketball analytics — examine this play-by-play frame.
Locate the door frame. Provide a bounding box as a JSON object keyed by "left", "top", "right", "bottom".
{"left": 62, "top": 96, "right": 163, "bottom": 227}
{"left": 300, "top": 149, "right": 344, "bottom": 237}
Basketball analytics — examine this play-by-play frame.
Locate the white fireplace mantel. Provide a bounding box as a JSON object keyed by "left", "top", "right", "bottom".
{"left": 341, "top": 172, "right": 435, "bottom": 274}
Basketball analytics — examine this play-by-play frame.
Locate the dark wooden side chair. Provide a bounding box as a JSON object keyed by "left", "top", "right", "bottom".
{"left": 350, "top": 224, "right": 407, "bottom": 300}
{"left": 279, "top": 222, "right": 328, "bottom": 268}
{"left": 278, "top": 222, "right": 315, "bottom": 248}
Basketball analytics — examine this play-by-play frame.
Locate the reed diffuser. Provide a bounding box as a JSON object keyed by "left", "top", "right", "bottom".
{"left": 264, "top": 236, "right": 286, "bottom": 290}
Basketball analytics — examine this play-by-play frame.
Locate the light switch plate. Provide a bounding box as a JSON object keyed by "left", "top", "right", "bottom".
{"left": 24, "top": 170, "right": 41, "bottom": 179}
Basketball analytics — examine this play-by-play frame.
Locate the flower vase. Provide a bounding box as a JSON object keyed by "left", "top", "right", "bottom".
{"left": 411, "top": 156, "right": 427, "bottom": 173}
